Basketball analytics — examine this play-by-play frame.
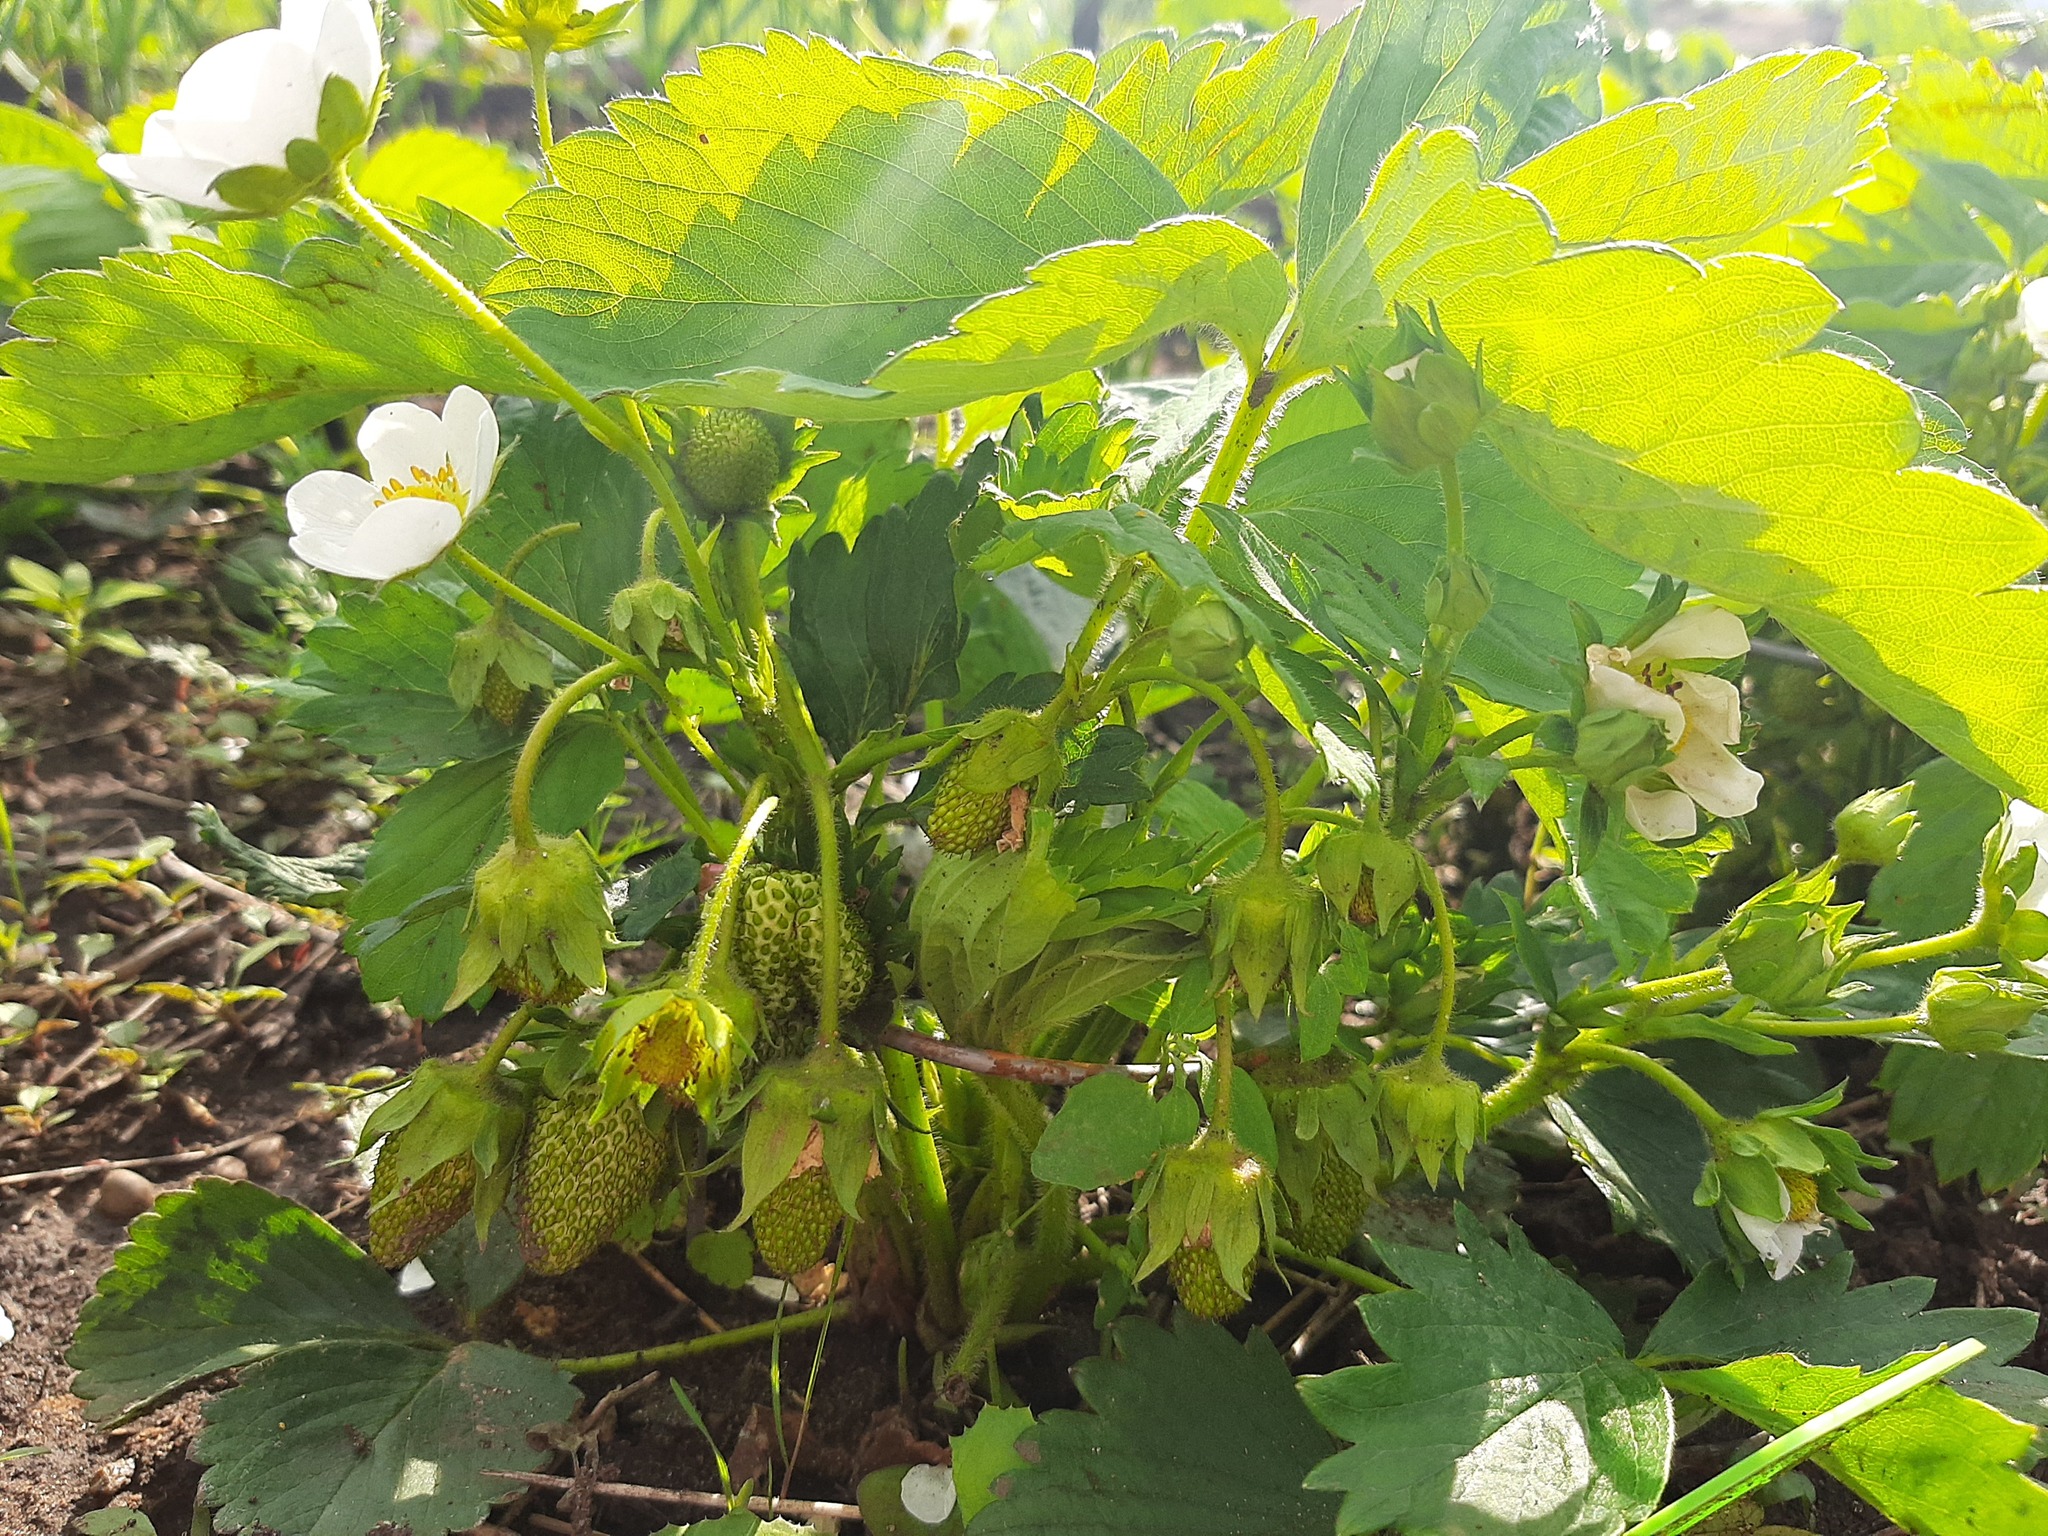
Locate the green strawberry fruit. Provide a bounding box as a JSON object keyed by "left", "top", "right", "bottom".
{"left": 928, "top": 762, "right": 1008, "bottom": 854}
{"left": 514, "top": 1086, "right": 667, "bottom": 1276}
{"left": 751, "top": 1165, "right": 841, "bottom": 1277}
{"left": 367, "top": 1132, "right": 475, "bottom": 1269}
{"left": 1168, "top": 1240, "right": 1249, "bottom": 1320}
{"left": 479, "top": 664, "right": 528, "bottom": 728}
{"left": 796, "top": 899, "right": 873, "bottom": 1012}
{"left": 1290, "top": 1155, "right": 1368, "bottom": 1259}
{"left": 738, "top": 867, "right": 814, "bottom": 1023}
{"left": 676, "top": 408, "right": 786, "bottom": 517}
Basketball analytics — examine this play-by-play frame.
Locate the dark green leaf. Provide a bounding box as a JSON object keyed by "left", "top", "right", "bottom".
{"left": 973, "top": 1316, "right": 1342, "bottom": 1536}
{"left": 1880, "top": 1040, "right": 2048, "bottom": 1192}
{"left": 786, "top": 458, "right": 973, "bottom": 754}
{"left": 1302, "top": 1209, "right": 1671, "bottom": 1536}
{"left": 1058, "top": 726, "right": 1150, "bottom": 812}
{"left": 1865, "top": 756, "right": 2001, "bottom": 942}
{"left": 1641, "top": 1254, "right": 2037, "bottom": 1369}
{"left": 617, "top": 849, "right": 703, "bottom": 944}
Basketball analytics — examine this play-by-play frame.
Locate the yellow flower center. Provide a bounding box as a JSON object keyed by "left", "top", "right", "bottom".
{"left": 1780, "top": 1169, "right": 1820, "bottom": 1221}
{"left": 375, "top": 461, "right": 468, "bottom": 513}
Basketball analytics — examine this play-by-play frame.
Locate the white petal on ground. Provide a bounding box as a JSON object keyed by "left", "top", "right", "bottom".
{"left": 438, "top": 385, "right": 499, "bottom": 504}
{"left": 0, "top": 1301, "right": 14, "bottom": 1346}
{"left": 284, "top": 0, "right": 383, "bottom": 101}
{"left": 1586, "top": 658, "right": 1686, "bottom": 742}
{"left": 358, "top": 401, "right": 454, "bottom": 492}
{"left": 1667, "top": 733, "right": 1765, "bottom": 819}
{"left": 395, "top": 1259, "right": 436, "bottom": 1297}
{"left": 1624, "top": 785, "right": 1698, "bottom": 843}
{"left": 1633, "top": 605, "right": 1751, "bottom": 665}
{"left": 900, "top": 1464, "right": 958, "bottom": 1526}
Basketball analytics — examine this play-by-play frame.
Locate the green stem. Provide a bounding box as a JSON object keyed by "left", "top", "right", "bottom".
{"left": 1211, "top": 991, "right": 1235, "bottom": 1135}
{"left": 676, "top": 713, "right": 746, "bottom": 795}
{"left": 1480, "top": 1032, "right": 1579, "bottom": 1133}
{"left": 1187, "top": 369, "right": 1290, "bottom": 546}
{"left": 639, "top": 509, "right": 666, "bottom": 578}
{"left": 499, "top": 521, "right": 579, "bottom": 583}
{"left": 612, "top": 715, "right": 722, "bottom": 853}
{"left": 685, "top": 794, "right": 779, "bottom": 992}
{"left": 1850, "top": 916, "right": 1994, "bottom": 972}
{"left": 882, "top": 1043, "right": 963, "bottom": 1329}
{"left": 527, "top": 40, "right": 555, "bottom": 156}
{"left": 476, "top": 1003, "right": 536, "bottom": 1073}
{"left": 1418, "top": 860, "right": 1458, "bottom": 1063}
{"left": 1573, "top": 1041, "right": 1730, "bottom": 1134}
{"left": 1746, "top": 1013, "right": 1918, "bottom": 1038}
{"left": 1117, "top": 670, "right": 1283, "bottom": 859}
{"left": 1271, "top": 1235, "right": 1400, "bottom": 1294}
{"left": 832, "top": 726, "right": 957, "bottom": 792}
{"left": 1064, "top": 560, "right": 1139, "bottom": 692}
{"left": 1139, "top": 707, "right": 1230, "bottom": 815}
{"left": 449, "top": 545, "right": 653, "bottom": 682}
{"left": 552, "top": 1306, "right": 832, "bottom": 1376}
{"left": 807, "top": 771, "right": 844, "bottom": 1044}
{"left": 510, "top": 659, "right": 632, "bottom": 846}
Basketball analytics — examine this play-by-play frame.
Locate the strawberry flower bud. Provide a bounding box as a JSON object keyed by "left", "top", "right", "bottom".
{"left": 99, "top": 0, "right": 381, "bottom": 215}
{"left": 1584, "top": 605, "right": 1762, "bottom": 843}
{"left": 1921, "top": 965, "right": 2048, "bottom": 1054}
{"left": 1167, "top": 597, "right": 1247, "bottom": 684}
{"left": 287, "top": 387, "right": 499, "bottom": 581}
{"left": 1696, "top": 1091, "right": 1887, "bottom": 1280}
{"left": 1833, "top": 783, "right": 1917, "bottom": 866}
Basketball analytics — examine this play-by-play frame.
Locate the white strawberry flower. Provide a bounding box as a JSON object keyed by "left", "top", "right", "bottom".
{"left": 287, "top": 387, "right": 499, "bottom": 581}
{"left": 1585, "top": 605, "right": 1764, "bottom": 843}
{"left": 98, "top": 0, "right": 380, "bottom": 213}
{"left": 1997, "top": 799, "right": 2048, "bottom": 976}
{"left": 1730, "top": 1170, "right": 1826, "bottom": 1282}
{"left": 2022, "top": 279, "right": 2048, "bottom": 381}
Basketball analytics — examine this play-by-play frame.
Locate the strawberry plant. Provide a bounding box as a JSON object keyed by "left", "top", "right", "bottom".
{"left": 19, "top": 0, "right": 2048, "bottom": 1531}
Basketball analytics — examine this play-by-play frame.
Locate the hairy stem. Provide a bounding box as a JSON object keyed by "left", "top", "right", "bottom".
{"left": 1271, "top": 1235, "right": 1400, "bottom": 1294}
{"left": 475, "top": 1003, "right": 536, "bottom": 1074}
{"left": 1572, "top": 1040, "right": 1730, "bottom": 1134}
{"left": 510, "top": 659, "right": 632, "bottom": 847}
{"left": 685, "top": 794, "right": 779, "bottom": 992}
{"left": 527, "top": 40, "right": 554, "bottom": 155}
{"left": 1850, "top": 915, "right": 1996, "bottom": 972}
{"left": 882, "top": 1043, "right": 963, "bottom": 1329}
{"left": 1418, "top": 859, "right": 1459, "bottom": 1063}
{"left": 611, "top": 715, "right": 722, "bottom": 853}
{"left": 807, "top": 771, "right": 844, "bottom": 1044}
{"left": 450, "top": 545, "right": 653, "bottom": 683}
{"left": 1188, "top": 369, "right": 1290, "bottom": 546}
{"left": 1116, "top": 669, "right": 1283, "bottom": 860}
{"left": 553, "top": 1307, "right": 831, "bottom": 1376}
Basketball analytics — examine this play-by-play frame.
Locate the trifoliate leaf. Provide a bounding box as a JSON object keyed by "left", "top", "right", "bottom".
{"left": 1640, "top": 1254, "right": 2038, "bottom": 1369}
{"left": 1088, "top": 16, "right": 1356, "bottom": 214}
{"left": 1665, "top": 1352, "right": 2048, "bottom": 1536}
{"left": 1343, "top": 122, "right": 2048, "bottom": 802}
{"left": 1879, "top": 1039, "right": 2048, "bottom": 1192}
{"left": 357, "top": 126, "right": 535, "bottom": 228}
{"left": 490, "top": 35, "right": 1182, "bottom": 415}
{"left": 972, "top": 1316, "right": 1341, "bottom": 1536}
{"left": 1507, "top": 50, "right": 1889, "bottom": 258}
{"left": 1301, "top": 1209, "right": 1671, "bottom": 1536}
{"left": 1886, "top": 50, "right": 2048, "bottom": 188}
{"left": 872, "top": 216, "right": 1288, "bottom": 409}
{"left": 1295, "top": 0, "right": 1599, "bottom": 277}
{"left": 0, "top": 212, "right": 526, "bottom": 481}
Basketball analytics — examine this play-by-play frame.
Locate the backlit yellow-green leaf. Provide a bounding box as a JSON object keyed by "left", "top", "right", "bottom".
{"left": 357, "top": 126, "right": 535, "bottom": 229}
{"left": 872, "top": 216, "right": 1287, "bottom": 412}
{"left": 1328, "top": 124, "right": 2048, "bottom": 801}
{"left": 1508, "top": 49, "right": 1889, "bottom": 257}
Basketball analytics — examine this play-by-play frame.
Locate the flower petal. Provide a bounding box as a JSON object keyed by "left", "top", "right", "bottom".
{"left": 1667, "top": 734, "right": 1765, "bottom": 819}
{"left": 2025, "top": 279, "right": 2048, "bottom": 357}
{"left": 358, "top": 401, "right": 451, "bottom": 489}
{"left": 1675, "top": 671, "right": 1743, "bottom": 746}
{"left": 99, "top": 142, "right": 236, "bottom": 210}
{"left": 1732, "top": 1209, "right": 1809, "bottom": 1281}
{"left": 347, "top": 496, "right": 465, "bottom": 578}
{"left": 1586, "top": 660, "right": 1686, "bottom": 742}
{"left": 439, "top": 386, "right": 498, "bottom": 505}
{"left": 285, "top": 470, "right": 378, "bottom": 536}
{"left": 2006, "top": 800, "right": 2048, "bottom": 918}
{"left": 165, "top": 31, "right": 322, "bottom": 168}
{"left": 284, "top": 0, "right": 383, "bottom": 101}
{"left": 1624, "top": 785, "right": 1698, "bottom": 843}
{"left": 1635, "top": 606, "right": 1750, "bottom": 666}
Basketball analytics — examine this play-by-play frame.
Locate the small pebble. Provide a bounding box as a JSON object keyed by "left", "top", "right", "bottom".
{"left": 94, "top": 1169, "right": 158, "bottom": 1222}
{"left": 242, "top": 1133, "right": 288, "bottom": 1180}
{"left": 203, "top": 1156, "right": 249, "bottom": 1183}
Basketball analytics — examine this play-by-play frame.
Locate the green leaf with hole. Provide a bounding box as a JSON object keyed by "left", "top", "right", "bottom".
{"left": 0, "top": 211, "right": 526, "bottom": 482}
{"left": 1302, "top": 1208, "right": 1672, "bottom": 1535}
{"left": 490, "top": 36, "right": 1181, "bottom": 416}
{"left": 1665, "top": 1351, "right": 2048, "bottom": 1535}
{"left": 973, "top": 1315, "right": 1341, "bottom": 1536}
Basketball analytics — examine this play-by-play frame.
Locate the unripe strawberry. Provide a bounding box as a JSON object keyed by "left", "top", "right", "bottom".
{"left": 1289, "top": 1156, "right": 1367, "bottom": 1259}
{"left": 751, "top": 1166, "right": 840, "bottom": 1277}
{"left": 737, "top": 867, "right": 815, "bottom": 1023}
{"left": 513, "top": 1087, "right": 668, "bottom": 1275}
{"left": 928, "top": 762, "right": 1008, "bottom": 854}
{"left": 796, "top": 900, "right": 873, "bottom": 1011}
{"left": 479, "top": 663, "right": 528, "bottom": 727}
{"left": 676, "top": 408, "right": 786, "bottom": 517}
{"left": 1168, "top": 1240, "right": 1248, "bottom": 1320}
{"left": 367, "top": 1129, "right": 475, "bottom": 1269}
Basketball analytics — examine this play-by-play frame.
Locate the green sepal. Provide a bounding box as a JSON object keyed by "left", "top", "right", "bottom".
{"left": 1376, "top": 1053, "right": 1481, "bottom": 1188}
{"left": 449, "top": 832, "right": 614, "bottom": 1009}
{"left": 450, "top": 610, "right": 555, "bottom": 711}
{"left": 1136, "top": 1130, "right": 1271, "bottom": 1300}
{"left": 1921, "top": 965, "right": 2048, "bottom": 1054}
{"left": 314, "top": 73, "right": 377, "bottom": 161}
